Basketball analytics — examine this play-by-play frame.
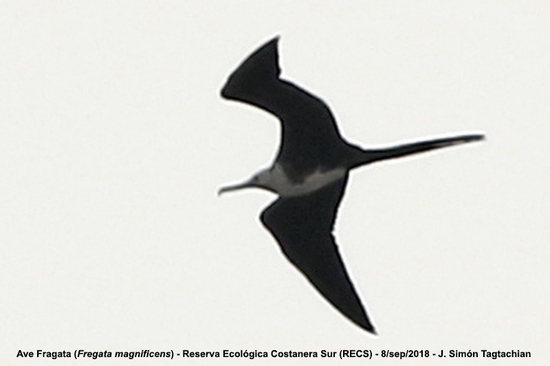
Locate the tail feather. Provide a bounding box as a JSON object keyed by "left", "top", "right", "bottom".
{"left": 356, "top": 134, "right": 484, "bottom": 166}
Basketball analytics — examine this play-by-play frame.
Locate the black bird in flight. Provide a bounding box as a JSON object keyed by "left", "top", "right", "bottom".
{"left": 219, "top": 37, "right": 483, "bottom": 334}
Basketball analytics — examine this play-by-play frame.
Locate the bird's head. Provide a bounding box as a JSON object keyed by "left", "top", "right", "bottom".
{"left": 218, "top": 168, "right": 275, "bottom": 196}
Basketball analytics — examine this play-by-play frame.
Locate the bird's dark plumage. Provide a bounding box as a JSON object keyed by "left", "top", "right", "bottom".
{"left": 222, "top": 37, "right": 355, "bottom": 175}
{"left": 261, "top": 174, "right": 376, "bottom": 333}
{"left": 220, "top": 36, "right": 484, "bottom": 334}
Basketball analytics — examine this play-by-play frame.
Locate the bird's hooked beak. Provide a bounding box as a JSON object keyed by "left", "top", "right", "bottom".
{"left": 218, "top": 177, "right": 257, "bottom": 196}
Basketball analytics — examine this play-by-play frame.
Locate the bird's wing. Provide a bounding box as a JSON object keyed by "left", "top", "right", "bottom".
{"left": 221, "top": 37, "right": 348, "bottom": 171}
{"left": 260, "top": 175, "right": 376, "bottom": 334}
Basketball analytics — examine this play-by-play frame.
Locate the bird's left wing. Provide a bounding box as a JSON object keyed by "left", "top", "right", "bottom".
{"left": 260, "top": 176, "right": 376, "bottom": 334}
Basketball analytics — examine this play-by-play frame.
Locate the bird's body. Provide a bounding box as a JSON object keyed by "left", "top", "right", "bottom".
{"left": 219, "top": 37, "right": 484, "bottom": 334}
{"left": 270, "top": 163, "right": 348, "bottom": 197}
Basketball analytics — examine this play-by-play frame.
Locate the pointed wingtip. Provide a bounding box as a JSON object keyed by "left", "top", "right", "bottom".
{"left": 221, "top": 36, "right": 282, "bottom": 100}
{"left": 269, "top": 34, "right": 281, "bottom": 44}
{"left": 366, "top": 325, "right": 378, "bottom": 336}
{"left": 251, "top": 36, "right": 280, "bottom": 63}
{"left": 357, "top": 318, "right": 378, "bottom": 335}
{"left": 257, "top": 35, "right": 280, "bottom": 56}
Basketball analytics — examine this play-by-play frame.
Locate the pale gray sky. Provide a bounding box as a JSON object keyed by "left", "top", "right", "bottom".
{"left": 1, "top": 1, "right": 549, "bottom": 364}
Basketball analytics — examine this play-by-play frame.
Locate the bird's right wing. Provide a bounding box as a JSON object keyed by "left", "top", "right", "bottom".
{"left": 260, "top": 176, "right": 376, "bottom": 334}
{"left": 220, "top": 37, "right": 348, "bottom": 170}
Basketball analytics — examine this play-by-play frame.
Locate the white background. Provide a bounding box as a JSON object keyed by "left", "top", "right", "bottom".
{"left": 1, "top": 1, "right": 548, "bottom": 365}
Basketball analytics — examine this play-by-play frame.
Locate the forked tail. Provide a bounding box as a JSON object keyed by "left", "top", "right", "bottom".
{"left": 354, "top": 134, "right": 484, "bottom": 167}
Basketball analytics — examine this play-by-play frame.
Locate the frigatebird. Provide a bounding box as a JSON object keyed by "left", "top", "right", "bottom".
{"left": 219, "top": 37, "right": 483, "bottom": 334}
